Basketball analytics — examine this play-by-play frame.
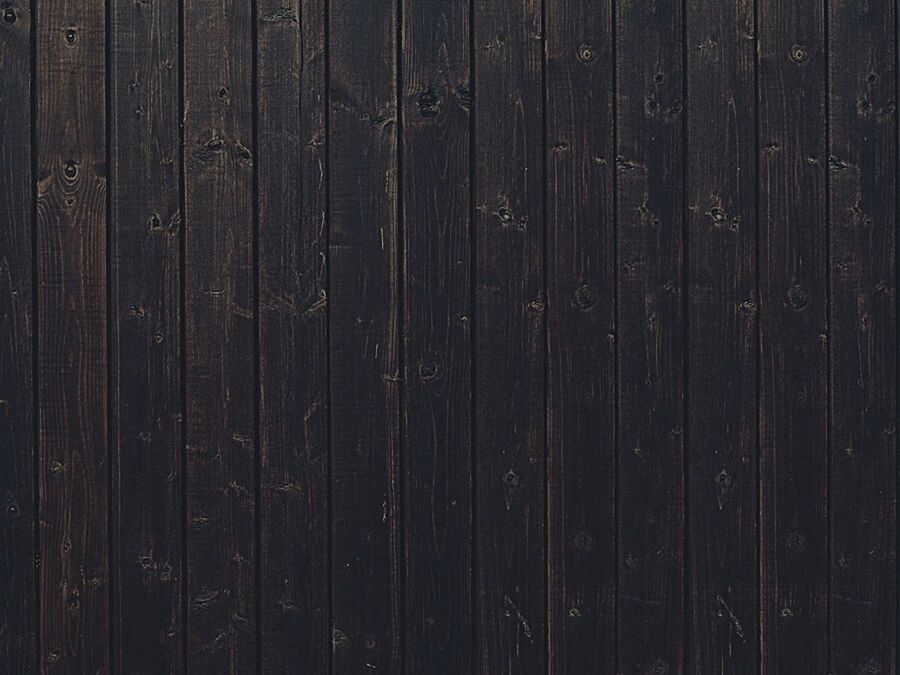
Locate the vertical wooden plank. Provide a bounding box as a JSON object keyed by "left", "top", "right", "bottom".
{"left": 182, "top": 0, "right": 256, "bottom": 670}
{"left": 257, "top": 0, "right": 329, "bottom": 671}
{"left": 615, "top": 0, "right": 685, "bottom": 671}
{"left": 685, "top": 0, "right": 759, "bottom": 670}
{"left": 757, "top": 0, "right": 828, "bottom": 671}
{"left": 401, "top": 0, "right": 472, "bottom": 672}
{"left": 545, "top": 0, "right": 616, "bottom": 671}
{"left": 0, "top": 0, "right": 36, "bottom": 670}
{"left": 36, "top": 0, "right": 109, "bottom": 670}
{"left": 328, "top": 0, "right": 402, "bottom": 670}
{"left": 473, "top": 0, "right": 545, "bottom": 670}
{"left": 828, "top": 0, "right": 896, "bottom": 670}
{"left": 109, "top": 0, "right": 183, "bottom": 670}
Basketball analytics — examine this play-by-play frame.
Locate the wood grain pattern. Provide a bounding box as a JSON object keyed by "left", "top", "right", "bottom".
{"left": 615, "top": 0, "right": 685, "bottom": 672}
{"left": 0, "top": 1, "right": 36, "bottom": 670}
{"left": 827, "top": 0, "right": 896, "bottom": 671}
{"left": 257, "top": 0, "right": 329, "bottom": 670}
{"left": 401, "top": 0, "right": 473, "bottom": 672}
{"left": 473, "top": 0, "right": 546, "bottom": 672}
{"left": 545, "top": 0, "right": 616, "bottom": 671}
{"left": 6, "top": 3, "right": 900, "bottom": 672}
{"left": 328, "top": 0, "right": 402, "bottom": 671}
{"left": 109, "top": 0, "right": 183, "bottom": 669}
{"left": 36, "top": 0, "right": 109, "bottom": 670}
{"left": 182, "top": 0, "right": 257, "bottom": 670}
{"left": 758, "top": 0, "right": 829, "bottom": 671}
{"left": 686, "top": 0, "right": 759, "bottom": 670}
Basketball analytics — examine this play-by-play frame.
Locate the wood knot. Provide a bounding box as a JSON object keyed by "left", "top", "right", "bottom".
{"left": 418, "top": 359, "right": 439, "bottom": 380}
{"left": 789, "top": 43, "right": 809, "bottom": 63}
{"left": 615, "top": 156, "right": 635, "bottom": 171}
{"left": 63, "top": 160, "right": 78, "bottom": 181}
{"left": 828, "top": 156, "right": 848, "bottom": 172}
{"left": 786, "top": 530, "right": 806, "bottom": 552}
{"left": 577, "top": 43, "right": 595, "bottom": 63}
{"left": 416, "top": 88, "right": 440, "bottom": 117}
{"left": 786, "top": 285, "right": 808, "bottom": 310}
{"left": 572, "top": 531, "right": 594, "bottom": 551}
{"left": 574, "top": 285, "right": 596, "bottom": 311}
{"left": 861, "top": 658, "right": 881, "bottom": 675}
{"left": 206, "top": 136, "right": 225, "bottom": 152}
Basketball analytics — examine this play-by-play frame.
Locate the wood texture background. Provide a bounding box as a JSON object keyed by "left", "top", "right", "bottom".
{"left": 0, "top": 0, "right": 897, "bottom": 672}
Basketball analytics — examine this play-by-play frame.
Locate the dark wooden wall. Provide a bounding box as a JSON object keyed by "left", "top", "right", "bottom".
{"left": 0, "top": 0, "right": 897, "bottom": 672}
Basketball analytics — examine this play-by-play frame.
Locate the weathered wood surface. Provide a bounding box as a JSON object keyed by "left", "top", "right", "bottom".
{"left": 1, "top": 1, "right": 898, "bottom": 671}
{"left": 36, "top": 1, "right": 109, "bottom": 671}
{"left": 183, "top": 0, "right": 257, "bottom": 670}
{"left": 110, "top": 0, "right": 183, "bottom": 669}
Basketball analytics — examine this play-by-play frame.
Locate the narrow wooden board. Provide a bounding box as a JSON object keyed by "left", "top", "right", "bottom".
{"left": 473, "top": 0, "right": 546, "bottom": 670}
{"left": 36, "top": 0, "right": 109, "bottom": 670}
{"left": 110, "top": 0, "right": 183, "bottom": 669}
{"left": 545, "top": 0, "right": 617, "bottom": 671}
{"left": 828, "top": 0, "right": 897, "bottom": 670}
{"left": 328, "top": 0, "right": 402, "bottom": 670}
{"left": 401, "top": 0, "right": 473, "bottom": 671}
{"left": 183, "top": 0, "right": 257, "bottom": 669}
{"left": 615, "top": 0, "right": 685, "bottom": 671}
{"left": 757, "top": 0, "right": 829, "bottom": 670}
{"left": 257, "top": 0, "right": 329, "bottom": 670}
{"left": 0, "top": 0, "right": 36, "bottom": 670}
{"left": 686, "top": 0, "right": 759, "bottom": 670}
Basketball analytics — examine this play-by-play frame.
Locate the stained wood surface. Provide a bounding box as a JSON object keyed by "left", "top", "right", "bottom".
{"left": 328, "top": 0, "right": 401, "bottom": 671}
{"left": 473, "top": 0, "right": 546, "bottom": 672}
{"left": 686, "top": 0, "right": 758, "bottom": 670}
{"left": 110, "top": 0, "right": 183, "bottom": 670}
{"left": 827, "top": 0, "right": 897, "bottom": 671}
{"left": 0, "top": 0, "right": 35, "bottom": 671}
{"left": 182, "top": 0, "right": 257, "bottom": 670}
{"left": 615, "top": 0, "right": 685, "bottom": 671}
{"left": 401, "top": 0, "right": 473, "bottom": 672}
{"left": 256, "top": 0, "right": 329, "bottom": 672}
{"left": 758, "top": 0, "right": 829, "bottom": 671}
{"left": 545, "top": 0, "right": 616, "bottom": 671}
{"left": 36, "top": 1, "right": 109, "bottom": 671}
{"left": 3, "top": 0, "right": 900, "bottom": 672}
